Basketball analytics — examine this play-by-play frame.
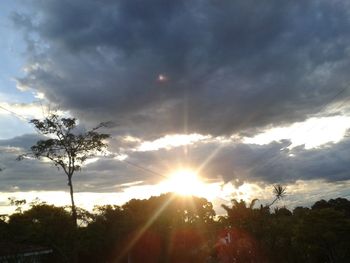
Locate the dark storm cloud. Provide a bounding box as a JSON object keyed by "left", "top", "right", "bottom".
{"left": 12, "top": 0, "right": 350, "bottom": 137}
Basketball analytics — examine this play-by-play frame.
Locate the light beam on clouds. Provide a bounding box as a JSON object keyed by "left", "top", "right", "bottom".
{"left": 244, "top": 116, "right": 350, "bottom": 149}
{"left": 137, "top": 134, "right": 210, "bottom": 152}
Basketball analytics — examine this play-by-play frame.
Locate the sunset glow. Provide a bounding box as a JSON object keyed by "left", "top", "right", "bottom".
{"left": 168, "top": 170, "right": 202, "bottom": 195}
{"left": 1, "top": 3, "right": 350, "bottom": 258}
{"left": 154, "top": 169, "right": 220, "bottom": 200}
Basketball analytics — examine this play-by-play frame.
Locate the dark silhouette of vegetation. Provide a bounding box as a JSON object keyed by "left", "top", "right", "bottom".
{"left": 18, "top": 114, "right": 110, "bottom": 226}
{"left": 8, "top": 198, "right": 26, "bottom": 213}
{"left": 1, "top": 195, "right": 350, "bottom": 262}
{"left": 268, "top": 184, "right": 287, "bottom": 207}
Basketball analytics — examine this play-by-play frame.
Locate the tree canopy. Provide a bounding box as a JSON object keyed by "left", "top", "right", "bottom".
{"left": 2, "top": 195, "right": 350, "bottom": 262}
{"left": 19, "top": 114, "right": 110, "bottom": 226}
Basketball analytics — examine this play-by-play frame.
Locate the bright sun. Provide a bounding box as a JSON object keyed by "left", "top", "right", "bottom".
{"left": 162, "top": 169, "right": 207, "bottom": 196}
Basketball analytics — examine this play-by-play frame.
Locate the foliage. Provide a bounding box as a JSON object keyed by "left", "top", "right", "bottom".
{"left": 7, "top": 204, "right": 76, "bottom": 262}
{"left": 79, "top": 193, "right": 216, "bottom": 262}
{"left": 26, "top": 115, "right": 110, "bottom": 171}
{"left": 268, "top": 184, "right": 287, "bottom": 207}
{"left": 8, "top": 197, "right": 26, "bottom": 213}
{"left": 1, "top": 195, "right": 350, "bottom": 262}
{"left": 217, "top": 197, "right": 350, "bottom": 263}
{"left": 18, "top": 114, "right": 110, "bottom": 226}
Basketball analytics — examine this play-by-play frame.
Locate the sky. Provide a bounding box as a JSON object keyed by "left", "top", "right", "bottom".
{"left": 1, "top": 0, "right": 350, "bottom": 214}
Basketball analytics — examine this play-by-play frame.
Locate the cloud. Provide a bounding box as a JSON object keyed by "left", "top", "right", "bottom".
{"left": 206, "top": 138, "right": 350, "bottom": 184}
{"left": 5, "top": 0, "right": 350, "bottom": 200}
{"left": 117, "top": 136, "right": 350, "bottom": 185}
{"left": 1, "top": 131, "right": 350, "bottom": 199}
{"left": 136, "top": 133, "right": 209, "bottom": 152}
{"left": 0, "top": 133, "right": 44, "bottom": 149}
{"left": 243, "top": 115, "right": 350, "bottom": 149}
{"left": 0, "top": 102, "right": 48, "bottom": 119}
{"left": 0, "top": 101, "right": 69, "bottom": 139}
{"left": 0, "top": 144, "right": 136, "bottom": 193}
{"left": 0, "top": 144, "right": 62, "bottom": 192}
{"left": 0, "top": 134, "right": 140, "bottom": 193}
{"left": 12, "top": 0, "right": 350, "bottom": 138}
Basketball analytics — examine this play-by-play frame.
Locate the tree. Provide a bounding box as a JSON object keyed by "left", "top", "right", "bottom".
{"left": 293, "top": 208, "right": 350, "bottom": 262}
{"left": 268, "top": 184, "right": 286, "bottom": 207}
{"left": 8, "top": 203, "right": 76, "bottom": 262}
{"left": 220, "top": 199, "right": 259, "bottom": 228}
{"left": 8, "top": 197, "right": 27, "bottom": 213}
{"left": 114, "top": 193, "right": 215, "bottom": 262}
{"left": 19, "top": 114, "right": 110, "bottom": 226}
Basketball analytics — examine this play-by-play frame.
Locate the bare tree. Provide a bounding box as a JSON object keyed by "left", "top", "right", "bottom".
{"left": 19, "top": 114, "right": 110, "bottom": 226}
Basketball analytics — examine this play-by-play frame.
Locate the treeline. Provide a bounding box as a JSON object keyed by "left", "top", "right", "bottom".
{"left": 1, "top": 194, "right": 350, "bottom": 262}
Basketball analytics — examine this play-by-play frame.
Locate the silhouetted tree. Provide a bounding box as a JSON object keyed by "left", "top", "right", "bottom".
{"left": 221, "top": 198, "right": 258, "bottom": 228}
{"left": 268, "top": 184, "right": 286, "bottom": 207}
{"left": 293, "top": 208, "right": 350, "bottom": 262}
{"left": 8, "top": 197, "right": 26, "bottom": 213}
{"left": 312, "top": 198, "right": 350, "bottom": 217}
{"left": 79, "top": 205, "right": 128, "bottom": 262}
{"left": 92, "top": 193, "right": 216, "bottom": 262}
{"left": 8, "top": 203, "right": 76, "bottom": 262}
{"left": 18, "top": 114, "right": 110, "bottom": 226}
{"left": 1, "top": 193, "right": 350, "bottom": 262}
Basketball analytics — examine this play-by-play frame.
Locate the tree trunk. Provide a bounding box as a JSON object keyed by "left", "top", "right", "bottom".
{"left": 268, "top": 198, "right": 277, "bottom": 207}
{"left": 68, "top": 175, "right": 77, "bottom": 227}
{"left": 67, "top": 175, "right": 78, "bottom": 262}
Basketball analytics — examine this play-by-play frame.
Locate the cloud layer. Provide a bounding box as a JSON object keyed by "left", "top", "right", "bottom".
{"left": 3, "top": 0, "right": 350, "bottom": 207}
{"left": 2, "top": 133, "right": 350, "bottom": 193}
{"left": 13, "top": 0, "right": 350, "bottom": 138}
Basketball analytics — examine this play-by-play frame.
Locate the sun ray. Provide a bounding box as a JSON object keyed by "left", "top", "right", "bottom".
{"left": 195, "top": 145, "right": 224, "bottom": 175}
{"left": 116, "top": 194, "right": 176, "bottom": 261}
